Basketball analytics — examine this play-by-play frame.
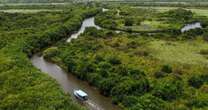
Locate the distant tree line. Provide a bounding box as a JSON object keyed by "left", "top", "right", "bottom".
{"left": 2, "top": 0, "right": 208, "bottom": 3}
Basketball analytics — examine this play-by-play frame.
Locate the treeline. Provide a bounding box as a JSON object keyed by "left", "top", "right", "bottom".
{"left": 0, "top": 4, "right": 71, "bottom": 9}
{"left": 1, "top": 0, "right": 72, "bottom": 3}
{"left": 2, "top": 0, "right": 208, "bottom": 2}
{"left": 101, "top": 0, "right": 208, "bottom": 7}
{"left": 104, "top": 0, "right": 208, "bottom": 2}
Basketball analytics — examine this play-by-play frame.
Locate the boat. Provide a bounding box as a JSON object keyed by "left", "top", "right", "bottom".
{"left": 73, "top": 89, "right": 88, "bottom": 101}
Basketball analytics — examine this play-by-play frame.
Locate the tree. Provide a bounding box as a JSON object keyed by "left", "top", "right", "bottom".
{"left": 43, "top": 47, "right": 59, "bottom": 60}
{"left": 111, "top": 77, "right": 149, "bottom": 97}
{"left": 188, "top": 92, "right": 208, "bottom": 108}
{"left": 154, "top": 71, "right": 167, "bottom": 78}
{"left": 130, "top": 94, "right": 167, "bottom": 110}
{"left": 99, "top": 77, "right": 119, "bottom": 96}
{"left": 153, "top": 76, "right": 184, "bottom": 101}
{"left": 166, "top": 8, "right": 193, "bottom": 22}
{"left": 161, "top": 64, "right": 172, "bottom": 73}
{"left": 125, "top": 18, "right": 134, "bottom": 26}
{"left": 108, "top": 55, "right": 121, "bottom": 65}
{"left": 122, "top": 95, "right": 138, "bottom": 107}
{"left": 84, "top": 27, "right": 105, "bottom": 38}
{"left": 188, "top": 75, "right": 204, "bottom": 88}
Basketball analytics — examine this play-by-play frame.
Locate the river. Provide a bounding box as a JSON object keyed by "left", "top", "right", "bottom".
{"left": 181, "top": 22, "right": 202, "bottom": 33}
{"left": 30, "top": 17, "right": 120, "bottom": 110}
{"left": 67, "top": 17, "right": 101, "bottom": 42}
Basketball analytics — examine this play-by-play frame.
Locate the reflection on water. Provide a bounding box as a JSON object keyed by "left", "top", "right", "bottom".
{"left": 181, "top": 22, "right": 202, "bottom": 33}
{"left": 67, "top": 17, "right": 101, "bottom": 42}
{"left": 31, "top": 55, "right": 120, "bottom": 110}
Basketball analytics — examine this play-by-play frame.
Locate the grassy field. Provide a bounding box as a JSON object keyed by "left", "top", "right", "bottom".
{"left": 147, "top": 39, "right": 208, "bottom": 65}
{"left": 133, "top": 6, "right": 208, "bottom": 17}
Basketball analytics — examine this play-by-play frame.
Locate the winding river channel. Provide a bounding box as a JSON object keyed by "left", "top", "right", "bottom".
{"left": 30, "top": 17, "right": 121, "bottom": 110}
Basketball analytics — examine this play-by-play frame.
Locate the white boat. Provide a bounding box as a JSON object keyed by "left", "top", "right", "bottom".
{"left": 73, "top": 90, "right": 88, "bottom": 101}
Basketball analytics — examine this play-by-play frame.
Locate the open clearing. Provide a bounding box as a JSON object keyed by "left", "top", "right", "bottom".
{"left": 147, "top": 39, "right": 208, "bottom": 65}
{"left": 133, "top": 6, "right": 208, "bottom": 17}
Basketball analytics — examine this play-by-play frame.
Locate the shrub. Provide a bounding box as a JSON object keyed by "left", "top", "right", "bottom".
{"left": 200, "top": 49, "right": 208, "bottom": 55}
{"left": 183, "top": 28, "right": 204, "bottom": 39}
{"left": 153, "top": 77, "right": 184, "bottom": 101}
{"left": 134, "top": 49, "right": 149, "bottom": 56}
{"left": 125, "top": 18, "right": 134, "bottom": 26}
{"left": 122, "top": 96, "right": 138, "bottom": 107}
{"left": 128, "top": 68, "right": 146, "bottom": 79}
{"left": 114, "top": 65, "right": 129, "bottom": 76}
{"left": 161, "top": 65, "right": 172, "bottom": 73}
{"left": 94, "top": 55, "right": 104, "bottom": 63}
{"left": 108, "top": 56, "right": 121, "bottom": 65}
{"left": 43, "top": 47, "right": 59, "bottom": 59}
{"left": 127, "top": 41, "right": 138, "bottom": 49}
{"left": 188, "top": 75, "right": 204, "bottom": 88}
{"left": 200, "top": 84, "right": 208, "bottom": 93}
{"left": 87, "top": 73, "right": 102, "bottom": 87}
{"left": 130, "top": 94, "right": 167, "bottom": 110}
{"left": 154, "top": 71, "right": 167, "bottom": 78}
{"left": 111, "top": 77, "right": 149, "bottom": 97}
{"left": 84, "top": 27, "right": 105, "bottom": 38}
{"left": 166, "top": 8, "right": 193, "bottom": 22}
{"left": 112, "top": 96, "right": 122, "bottom": 105}
{"left": 98, "top": 61, "right": 111, "bottom": 69}
{"left": 188, "top": 92, "right": 208, "bottom": 108}
{"left": 99, "top": 77, "right": 119, "bottom": 96}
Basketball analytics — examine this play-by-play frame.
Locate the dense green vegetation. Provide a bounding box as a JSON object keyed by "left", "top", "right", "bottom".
{"left": 0, "top": 4, "right": 99, "bottom": 109}
{"left": 46, "top": 6, "right": 208, "bottom": 110}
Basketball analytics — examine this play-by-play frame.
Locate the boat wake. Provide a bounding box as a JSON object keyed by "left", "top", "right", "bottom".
{"left": 85, "top": 100, "right": 104, "bottom": 110}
